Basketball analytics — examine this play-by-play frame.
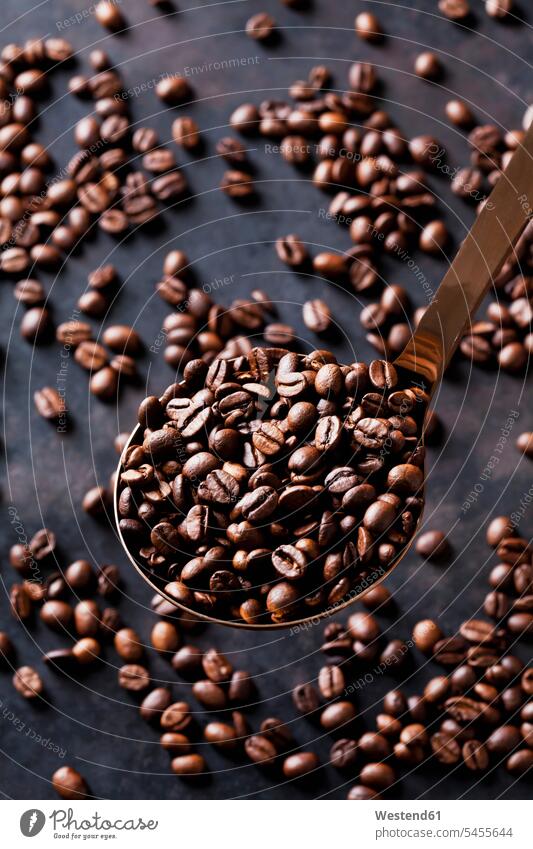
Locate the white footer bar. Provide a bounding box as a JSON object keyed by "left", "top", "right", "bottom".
{"left": 3, "top": 799, "right": 530, "bottom": 848}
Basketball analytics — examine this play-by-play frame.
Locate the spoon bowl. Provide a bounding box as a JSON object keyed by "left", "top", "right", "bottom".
{"left": 114, "top": 348, "right": 429, "bottom": 629}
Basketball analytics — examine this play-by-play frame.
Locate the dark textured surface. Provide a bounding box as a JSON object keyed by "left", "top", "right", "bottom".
{"left": 0, "top": 0, "right": 531, "bottom": 800}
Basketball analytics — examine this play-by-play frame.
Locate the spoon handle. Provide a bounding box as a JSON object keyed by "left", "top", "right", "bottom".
{"left": 395, "top": 119, "right": 533, "bottom": 386}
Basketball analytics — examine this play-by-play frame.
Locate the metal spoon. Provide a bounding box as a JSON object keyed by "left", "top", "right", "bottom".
{"left": 115, "top": 120, "right": 533, "bottom": 629}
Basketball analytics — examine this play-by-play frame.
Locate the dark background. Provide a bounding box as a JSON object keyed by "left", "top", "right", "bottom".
{"left": 0, "top": 0, "right": 531, "bottom": 800}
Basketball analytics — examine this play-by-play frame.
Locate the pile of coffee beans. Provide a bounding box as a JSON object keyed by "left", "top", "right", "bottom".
{"left": 117, "top": 346, "right": 427, "bottom": 624}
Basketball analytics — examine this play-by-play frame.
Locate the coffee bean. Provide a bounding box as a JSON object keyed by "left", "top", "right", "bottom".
{"left": 330, "top": 738, "right": 358, "bottom": 768}
{"left": 160, "top": 701, "right": 191, "bottom": 732}
{"left": 359, "top": 762, "right": 395, "bottom": 790}
{"left": 73, "top": 637, "right": 101, "bottom": 664}
{"left": 431, "top": 732, "right": 461, "bottom": 764}
{"left": 13, "top": 665, "right": 43, "bottom": 698}
{"left": 172, "top": 645, "right": 204, "bottom": 677}
{"left": 20, "top": 306, "right": 51, "bottom": 343}
{"left": 486, "top": 725, "right": 522, "bottom": 756}
{"left": 446, "top": 99, "right": 474, "bottom": 128}
{"left": 140, "top": 688, "right": 173, "bottom": 724}
{"left": 95, "top": 0, "right": 125, "bottom": 30}
{"left": 192, "top": 680, "right": 227, "bottom": 709}
{"left": 320, "top": 701, "right": 356, "bottom": 730}
{"left": 276, "top": 234, "right": 308, "bottom": 266}
{"left": 292, "top": 682, "right": 320, "bottom": 714}
{"left": 114, "top": 627, "right": 143, "bottom": 661}
{"left": 359, "top": 732, "right": 391, "bottom": 760}
{"left": 412, "top": 619, "right": 443, "bottom": 653}
{"left": 156, "top": 75, "right": 190, "bottom": 105}
{"left": 202, "top": 648, "right": 233, "bottom": 683}
{"left": 34, "top": 387, "right": 65, "bottom": 421}
{"left": 415, "top": 52, "right": 441, "bottom": 80}
{"left": 516, "top": 431, "right": 533, "bottom": 458}
{"left": 303, "top": 299, "right": 332, "bottom": 334}
{"left": 318, "top": 665, "right": 345, "bottom": 699}
{"left": 439, "top": 0, "right": 470, "bottom": 20}
{"left": 171, "top": 754, "right": 206, "bottom": 775}
{"left": 151, "top": 621, "right": 180, "bottom": 653}
{"left": 216, "top": 136, "right": 247, "bottom": 164}
{"left": 204, "top": 722, "right": 237, "bottom": 748}
{"left": 245, "top": 735, "right": 277, "bottom": 765}
{"left": 40, "top": 600, "right": 73, "bottom": 631}
{"left": 117, "top": 663, "right": 150, "bottom": 691}
{"left": 52, "top": 766, "right": 89, "bottom": 800}
{"left": 0, "top": 632, "right": 15, "bottom": 667}
{"left": 160, "top": 733, "right": 192, "bottom": 756}
{"left": 220, "top": 170, "right": 254, "bottom": 198}
{"left": 282, "top": 752, "right": 319, "bottom": 778}
{"left": 415, "top": 530, "right": 450, "bottom": 560}
{"left": 354, "top": 12, "right": 383, "bottom": 42}
{"left": 246, "top": 13, "right": 275, "bottom": 41}
{"left": 347, "top": 784, "right": 380, "bottom": 800}
{"left": 506, "top": 750, "right": 533, "bottom": 775}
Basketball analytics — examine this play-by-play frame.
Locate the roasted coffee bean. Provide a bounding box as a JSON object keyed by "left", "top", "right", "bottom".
{"left": 114, "top": 627, "right": 143, "bottom": 661}
{"left": 415, "top": 530, "right": 450, "bottom": 560}
{"left": 320, "top": 701, "right": 356, "bottom": 730}
{"left": 40, "top": 600, "right": 73, "bottom": 631}
{"left": 202, "top": 648, "right": 233, "bottom": 683}
{"left": 246, "top": 12, "right": 275, "bottom": 41}
{"left": 415, "top": 52, "right": 441, "bottom": 80}
{"left": 151, "top": 621, "right": 180, "bottom": 653}
{"left": 73, "top": 637, "right": 101, "bottom": 664}
{"left": 506, "top": 750, "right": 533, "bottom": 775}
{"left": 0, "top": 632, "right": 15, "bottom": 667}
{"left": 360, "top": 762, "right": 395, "bottom": 790}
{"left": 293, "top": 682, "right": 320, "bottom": 714}
{"left": 192, "top": 680, "right": 227, "bottom": 709}
{"left": 204, "top": 722, "right": 237, "bottom": 748}
{"left": 463, "top": 740, "right": 489, "bottom": 771}
{"left": 118, "top": 665, "right": 151, "bottom": 691}
{"left": 303, "top": 299, "right": 332, "bottom": 333}
{"left": 156, "top": 75, "right": 190, "bottom": 105}
{"left": 431, "top": 732, "right": 461, "bottom": 764}
{"left": 276, "top": 234, "right": 308, "bottom": 267}
{"left": 330, "top": 737, "right": 358, "bottom": 768}
{"left": 318, "top": 665, "right": 345, "bottom": 699}
{"left": 354, "top": 12, "right": 383, "bottom": 42}
{"left": 171, "top": 754, "right": 206, "bottom": 775}
{"left": 52, "top": 766, "right": 89, "bottom": 800}
{"left": 216, "top": 136, "right": 247, "bottom": 164}
{"left": 412, "top": 619, "right": 443, "bottom": 653}
{"left": 245, "top": 734, "right": 277, "bottom": 765}
{"left": 160, "top": 701, "right": 191, "bottom": 732}
{"left": 140, "top": 688, "right": 173, "bottom": 724}
{"left": 220, "top": 170, "right": 254, "bottom": 198}
{"left": 34, "top": 387, "right": 65, "bottom": 422}
{"left": 282, "top": 752, "right": 319, "bottom": 778}
{"left": 95, "top": 0, "right": 125, "bottom": 29}
{"left": 10, "top": 584, "right": 32, "bottom": 620}
{"left": 13, "top": 666, "right": 43, "bottom": 698}
{"left": 160, "top": 733, "right": 192, "bottom": 756}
